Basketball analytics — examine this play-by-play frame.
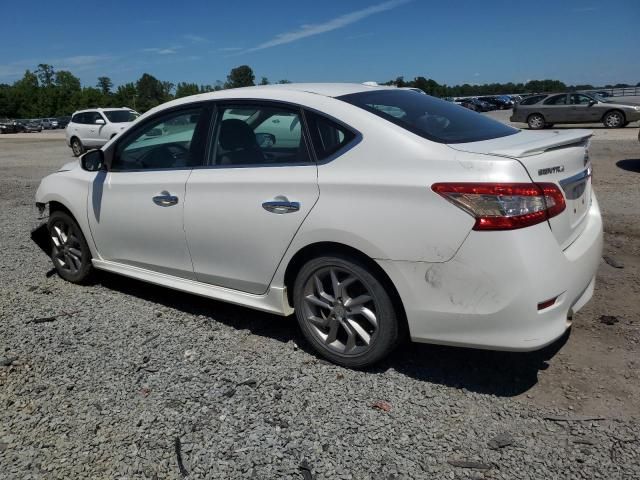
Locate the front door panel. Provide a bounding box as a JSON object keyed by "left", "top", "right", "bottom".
{"left": 88, "top": 170, "right": 195, "bottom": 278}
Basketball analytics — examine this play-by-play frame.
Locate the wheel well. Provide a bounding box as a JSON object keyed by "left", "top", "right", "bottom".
{"left": 602, "top": 109, "right": 625, "bottom": 122}
{"left": 283, "top": 242, "right": 408, "bottom": 336}
{"left": 48, "top": 201, "right": 74, "bottom": 220}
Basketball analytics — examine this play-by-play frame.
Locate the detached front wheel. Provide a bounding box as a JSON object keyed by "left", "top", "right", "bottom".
{"left": 48, "top": 211, "right": 93, "bottom": 284}
{"left": 293, "top": 255, "right": 400, "bottom": 368}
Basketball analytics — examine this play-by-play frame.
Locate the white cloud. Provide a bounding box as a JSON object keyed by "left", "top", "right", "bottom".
{"left": 142, "top": 47, "right": 179, "bottom": 55}
{"left": 245, "top": 0, "right": 410, "bottom": 52}
{"left": 183, "top": 34, "right": 208, "bottom": 43}
{"left": 219, "top": 47, "right": 243, "bottom": 52}
{"left": 0, "top": 54, "right": 112, "bottom": 80}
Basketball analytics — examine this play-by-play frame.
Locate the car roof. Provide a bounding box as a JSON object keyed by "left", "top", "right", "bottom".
{"left": 230, "top": 82, "right": 397, "bottom": 98}
{"left": 72, "top": 107, "right": 134, "bottom": 114}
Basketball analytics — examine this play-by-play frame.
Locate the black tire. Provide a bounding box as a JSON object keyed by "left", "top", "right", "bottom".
{"left": 293, "top": 254, "right": 399, "bottom": 368}
{"left": 71, "top": 137, "right": 84, "bottom": 157}
{"left": 603, "top": 110, "right": 625, "bottom": 128}
{"left": 47, "top": 211, "right": 93, "bottom": 284}
{"left": 527, "top": 113, "right": 546, "bottom": 130}
{"left": 545, "top": 123, "right": 555, "bottom": 128}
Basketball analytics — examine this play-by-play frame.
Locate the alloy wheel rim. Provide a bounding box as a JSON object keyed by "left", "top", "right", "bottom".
{"left": 51, "top": 220, "right": 83, "bottom": 274}
{"left": 530, "top": 116, "right": 543, "bottom": 128}
{"left": 606, "top": 113, "right": 621, "bottom": 127}
{"left": 72, "top": 141, "right": 81, "bottom": 155}
{"left": 301, "top": 266, "right": 378, "bottom": 356}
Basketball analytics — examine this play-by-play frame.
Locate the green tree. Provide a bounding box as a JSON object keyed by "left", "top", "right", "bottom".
{"left": 97, "top": 77, "right": 113, "bottom": 96}
{"left": 135, "top": 73, "right": 166, "bottom": 111}
{"left": 260, "top": 76, "right": 270, "bottom": 85}
{"left": 175, "top": 82, "right": 200, "bottom": 98}
{"left": 36, "top": 64, "right": 55, "bottom": 88}
{"left": 113, "top": 83, "right": 137, "bottom": 109}
{"left": 276, "top": 79, "right": 291, "bottom": 84}
{"left": 225, "top": 65, "right": 255, "bottom": 89}
{"left": 13, "top": 70, "right": 40, "bottom": 118}
{"left": 55, "top": 70, "right": 82, "bottom": 115}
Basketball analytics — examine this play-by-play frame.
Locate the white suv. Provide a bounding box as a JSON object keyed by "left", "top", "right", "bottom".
{"left": 66, "top": 108, "right": 139, "bottom": 156}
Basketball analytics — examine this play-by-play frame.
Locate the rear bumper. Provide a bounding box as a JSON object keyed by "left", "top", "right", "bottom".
{"left": 378, "top": 193, "right": 603, "bottom": 351}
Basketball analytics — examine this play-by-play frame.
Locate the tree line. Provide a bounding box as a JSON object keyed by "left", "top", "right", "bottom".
{"left": 1, "top": 63, "right": 638, "bottom": 119}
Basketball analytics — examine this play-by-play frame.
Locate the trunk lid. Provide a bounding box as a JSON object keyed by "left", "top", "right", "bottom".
{"left": 448, "top": 129, "right": 593, "bottom": 249}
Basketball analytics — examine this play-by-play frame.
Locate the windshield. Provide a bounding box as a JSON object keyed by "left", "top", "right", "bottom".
{"left": 103, "top": 110, "right": 139, "bottom": 123}
{"left": 338, "top": 90, "right": 518, "bottom": 144}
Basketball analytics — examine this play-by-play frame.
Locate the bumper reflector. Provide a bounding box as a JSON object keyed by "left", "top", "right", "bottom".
{"left": 537, "top": 297, "right": 558, "bottom": 311}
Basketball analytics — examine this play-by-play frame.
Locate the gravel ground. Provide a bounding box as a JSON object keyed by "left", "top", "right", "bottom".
{"left": 1, "top": 119, "right": 639, "bottom": 479}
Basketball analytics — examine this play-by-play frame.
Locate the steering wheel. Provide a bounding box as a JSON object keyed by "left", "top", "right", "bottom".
{"left": 139, "top": 143, "right": 190, "bottom": 169}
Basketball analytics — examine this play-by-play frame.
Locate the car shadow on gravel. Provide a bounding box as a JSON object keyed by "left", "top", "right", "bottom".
{"left": 98, "top": 272, "right": 569, "bottom": 398}
{"left": 375, "top": 332, "right": 570, "bottom": 397}
{"left": 616, "top": 159, "right": 640, "bottom": 173}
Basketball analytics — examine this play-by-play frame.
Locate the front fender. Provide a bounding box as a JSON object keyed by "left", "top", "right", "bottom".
{"left": 35, "top": 171, "right": 99, "bottom": 259}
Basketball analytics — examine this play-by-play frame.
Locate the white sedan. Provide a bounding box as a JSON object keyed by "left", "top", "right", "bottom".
{"left": 34, "top": 83, "right": 602, "bottom": 367}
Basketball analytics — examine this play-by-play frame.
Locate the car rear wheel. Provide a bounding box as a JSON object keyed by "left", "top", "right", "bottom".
{"left": 71, "top": 137, "right": 84, "bottom": 157}
{"left": 527, "top": 113, "right": 546, "bottom": 130}
{"left": 48, "top": 211, "right": 93, "bottom": 284}
{"left": 293, "top": 255, "right": 400, "bottom": 368}
{"left": 603, "top": 110, "right": 625, "bottom": 128}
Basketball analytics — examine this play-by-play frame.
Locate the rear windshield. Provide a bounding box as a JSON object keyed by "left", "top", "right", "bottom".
{"left": 338, "top": 90, "right": 518, "bottom": 144}
{"left": 103, "top": 110, "right": 138, "bottom": 123}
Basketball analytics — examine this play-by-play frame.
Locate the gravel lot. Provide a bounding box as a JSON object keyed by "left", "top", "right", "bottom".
{"left": 1, "top": 115, "right": 639, "bottom": 479}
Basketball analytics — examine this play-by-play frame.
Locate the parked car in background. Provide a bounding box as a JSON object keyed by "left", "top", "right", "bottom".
{"left": 22, "top": 120, "right": 43, "bottom": 132}
{"left": 511, "top": 92, "right": 640, "bottom": 129}
{"left": 478, "top": 96, "right": 513, "bottom": 110}
{"left": 0, "top": 119, "right": 22, "bottom": 133}
{"left": 47, "top": 118, "right": 59, "bottom": 129}
{"left": 34, "top": 84, "right": 602, "bottom": 367}
{"left": 39, "top": 118, "right": 53, "bottom": 130}
{"left": 57, "top": 116, "right": 71, "bottom": 129}
{"left": 459, "top": 98, "right": 492, "bottom": 112}
{"left": 66, "top": 108, "right": 140, "bottom": 156}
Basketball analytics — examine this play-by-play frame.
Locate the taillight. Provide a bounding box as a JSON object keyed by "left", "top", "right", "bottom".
{"left": 431, "top": 182, "right": 566, "bottom": 231}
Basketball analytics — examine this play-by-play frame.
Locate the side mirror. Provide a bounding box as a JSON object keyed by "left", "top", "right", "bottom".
{"left": 80, "top": 149, "right": 105, "bottom": 172}
{"left": 95, "top": 118, "right": 106, "bottom": 125}
{"left": 588, "top": 99, "right": 597, "bottom": 106}
{"left": 255, "top": 132, "right": 276, "bottom": 148}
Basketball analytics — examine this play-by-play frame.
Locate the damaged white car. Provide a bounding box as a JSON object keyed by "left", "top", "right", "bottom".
{"left": 33, "top": 83, "right": 603, "bottom": 367}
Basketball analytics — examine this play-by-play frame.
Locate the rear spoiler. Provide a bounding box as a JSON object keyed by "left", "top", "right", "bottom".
{"left": 489, "top": 130, "right": 593, "bottom": 158}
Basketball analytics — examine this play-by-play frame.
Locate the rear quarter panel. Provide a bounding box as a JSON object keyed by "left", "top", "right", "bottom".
{"left": 271, "top": 99, "right": 532, "bottom": 287}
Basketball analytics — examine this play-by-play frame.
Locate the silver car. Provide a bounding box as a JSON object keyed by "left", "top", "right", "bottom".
{"left": 510, "top": 92, "right": 640, "bottom": 129}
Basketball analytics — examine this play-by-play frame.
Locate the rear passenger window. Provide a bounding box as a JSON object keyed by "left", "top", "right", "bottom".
{"left": 520, "top": 95, "right": 546, "bottom": 105}
{"left": 305, "top": 111, "right": 356, "bottom": 161}
{"left": 543, "top": 94, "right": 567, "bottom": 105}
{"left": 213, "top": 105, "right": 310, "bottom": 166}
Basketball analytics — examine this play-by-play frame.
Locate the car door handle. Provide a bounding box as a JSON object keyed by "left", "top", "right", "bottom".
{"left": 153, "top": 191, "right": 179, "bottom": 207}
{"left": 262, "top": 200, "right": 300, "bottom": 214}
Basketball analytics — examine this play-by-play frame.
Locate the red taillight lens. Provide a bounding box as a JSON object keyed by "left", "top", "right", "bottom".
{"left": 431, "top": 182, "right": 566, "bottom": 231}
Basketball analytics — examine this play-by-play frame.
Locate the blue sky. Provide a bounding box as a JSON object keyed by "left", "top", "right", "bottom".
{"left": 1, "top": 0, "right": 638, "bottom": 87}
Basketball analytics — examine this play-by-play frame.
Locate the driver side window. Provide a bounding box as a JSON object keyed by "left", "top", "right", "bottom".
{"left": 113, "top": 108, "right": 204, "bottom": 171}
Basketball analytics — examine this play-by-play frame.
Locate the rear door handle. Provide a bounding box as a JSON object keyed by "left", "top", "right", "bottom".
{"left": 153, "top": 191, "right": 179, "bottom": 207}
{"left": 262, "top": 200, "right": 300, "bottom": 214}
